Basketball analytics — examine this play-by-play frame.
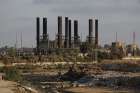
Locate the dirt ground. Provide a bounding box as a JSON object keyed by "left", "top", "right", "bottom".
{"left": 64, "top": 87, "right": 139, "bottom": 93}
{"left": 0, "top": 80, "right": 17, "bottom": 93}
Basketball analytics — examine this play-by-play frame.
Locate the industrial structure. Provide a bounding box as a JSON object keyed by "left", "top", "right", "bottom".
{"left": 33, "top": 16, "right": 140, "bottom": 60}
{"left": 35, "top": 16, "right": 99, "bottom": 55}
{"left": 0, "top": 16, "right": 140, "bottom": 60}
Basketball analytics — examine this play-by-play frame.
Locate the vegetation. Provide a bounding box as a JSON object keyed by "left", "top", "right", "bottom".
{"left": 3, "top": 66, "right": 22, "bottom": 81}
{"left": 7, "top": 47, "right": 16, "bottom": 57}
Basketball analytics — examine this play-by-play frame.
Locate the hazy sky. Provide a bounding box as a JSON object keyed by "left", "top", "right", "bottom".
{"left": 0, "top": 0, "right": 140, "bottom": 47}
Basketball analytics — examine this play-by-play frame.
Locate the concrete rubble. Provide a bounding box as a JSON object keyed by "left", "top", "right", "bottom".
{"left": 74, "top": 71, "right": 140, "bottom": 88}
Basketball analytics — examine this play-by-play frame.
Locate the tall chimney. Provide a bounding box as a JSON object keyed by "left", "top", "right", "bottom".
{"left": 64, "top": 17, "right": 69, "bottom": 48}
{"left": 69, "top": 20, "right": 72, "bottom": 48}
{"left": 43, "top": 17, "right": 47, "bottom": 40}
{"left": 36, "top": 17, "right": 40, "bottom": 51}
{"left": 58, "top": 16, "right": 63, "bottom": 48}
{"left": 89, "top": 19, "right": 93, "bottom": 44}
{"left": 95, "top": 19, "right": 98, "bottom": 48}
{"left": 74, "top": 20, "right": 79, "bottom": 47}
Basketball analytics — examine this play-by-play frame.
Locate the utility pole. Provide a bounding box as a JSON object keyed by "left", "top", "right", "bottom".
{"left": 15, "top": 32, "right": 18, "bottom": 49}
{"left": 116, "top": 32, "right": 118, "bottom": 42}
{"left": 133, "top": 32, "right": 135, "bottom": 45}
{"left": 133, "top": 32, "right": 136, "bottom": 57}
{"left": 95, "top": 49, "right": 98, "bottom": 63}
{"left": 20, "top": 32, "right": 23, "bottom": 49}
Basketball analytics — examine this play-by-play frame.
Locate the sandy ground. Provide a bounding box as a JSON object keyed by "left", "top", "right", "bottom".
{"left": 64, "top": 87, "right": 139, "bottom": 93}
{"left": 0, "top": 80, "right": 17, "bottom": 93}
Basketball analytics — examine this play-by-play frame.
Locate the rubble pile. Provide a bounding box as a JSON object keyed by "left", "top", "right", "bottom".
{"left": 22, "top": 61, "right": 140, "bottom": 92}
{"left": 100, "top": 62, "right": 140, "bottom": 72}
{"left": 74, "top": 71, "right": 140, "bottom": 88}
{"left": 61, "top": 66, "right": 86, "bottom": 81}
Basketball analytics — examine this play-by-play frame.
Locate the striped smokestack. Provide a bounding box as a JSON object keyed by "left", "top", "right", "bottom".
{"left": 58, "top": 16, "right": 63, "bottom": 48}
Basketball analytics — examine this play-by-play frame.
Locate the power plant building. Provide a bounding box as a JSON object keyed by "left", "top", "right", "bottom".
{"left": 35, "top": 16, "right": 99, "bottom": 55}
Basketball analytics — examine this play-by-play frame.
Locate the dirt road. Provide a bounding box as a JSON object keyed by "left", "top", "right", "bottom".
{"left": 64, "top": 87, "right": 139, "bottom": 93}
{"left": 0, "top": 80, "right": 17, "bottom": 93}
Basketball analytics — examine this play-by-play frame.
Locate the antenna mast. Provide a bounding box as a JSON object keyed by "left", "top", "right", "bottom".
{"left": 116, "top": 32, "right": 118, "bottom": 42}
{"left": 133, "top": 32, "right": 135, "bottom": 44}
{"left": 21, "top": 32, "right": 23, "bottom": 48}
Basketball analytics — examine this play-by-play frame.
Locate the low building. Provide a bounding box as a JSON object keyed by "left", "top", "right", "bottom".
{"left": 111, "top": 41, "right": 126, "bottom": 59}
{"left": 16, "top": 48, "right": 34, "bottom": 56}
{"left": 126, "top": 44, "right": 139, "bottom": 56}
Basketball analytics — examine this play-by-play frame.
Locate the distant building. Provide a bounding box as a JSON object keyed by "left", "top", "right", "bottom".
{"left": 16, "top": 48, "right": 34, "bottom": 56}
{"left": 104, "top": 44, "right": 111, "bottom": 49}
{"left": 111, "top": 42, "right": 126, "bottom": 59}
{"left": 126, "top": 44, "right": 139, "bottom": 56}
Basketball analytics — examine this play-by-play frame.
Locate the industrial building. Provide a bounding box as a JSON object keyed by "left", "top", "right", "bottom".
{"left": 35, "top": 16, "right": 99, "bottom": 55}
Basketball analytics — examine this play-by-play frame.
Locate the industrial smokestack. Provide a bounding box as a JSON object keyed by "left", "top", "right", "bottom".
{"left": 43, "top": 17, "right": 47, "bottom": 40}
{"left": 95, "top": 19, "right": 98, "bottom": 48}
{"left": 58, "top": 16, "right": 63, "bottom": 48}
{"left": 64, "top": 17, "right": 69, "bottom": 48}
{"left": 36, "top": 17, "right": 40, "bottom": 51}
{"left": 89, "top": 19, "right": 93, "bottom": 44}
{"left": 74, "top": 20, "right": 79, "bottom": 47}
{"left": 69, "top": 20, "right": 72, "bottom": 48}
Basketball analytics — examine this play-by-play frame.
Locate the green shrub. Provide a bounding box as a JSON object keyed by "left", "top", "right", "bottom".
{"left": 4, "top": 66, "right": 22, "bottom": 81}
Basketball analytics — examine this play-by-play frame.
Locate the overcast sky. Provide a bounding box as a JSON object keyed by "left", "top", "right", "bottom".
{"left": 0, "top": 0, "right": 140, "bottom": 47}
